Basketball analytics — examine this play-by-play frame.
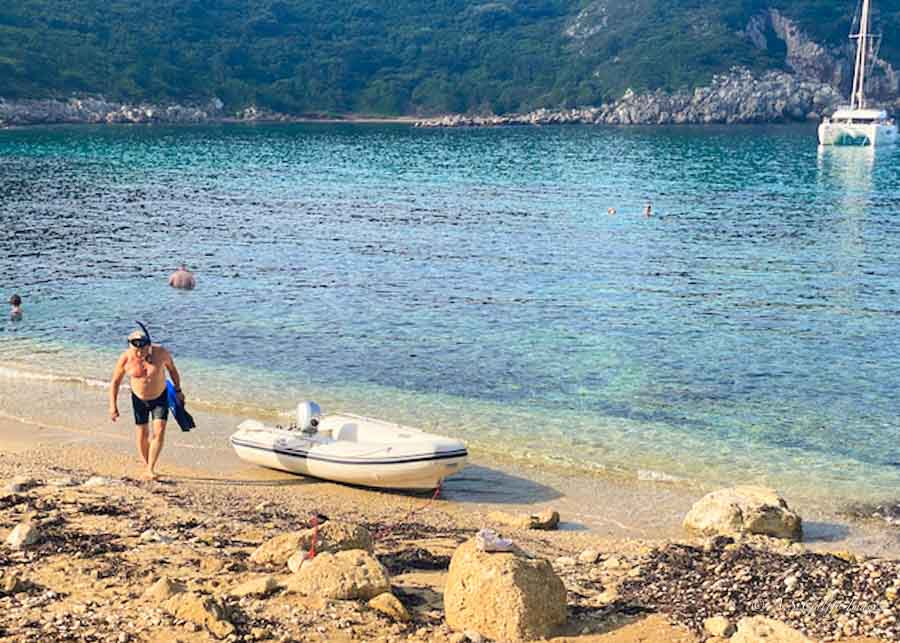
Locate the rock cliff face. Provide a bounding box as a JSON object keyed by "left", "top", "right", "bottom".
{"left": 765, "top": 10, "right": 838, "bottom": 84}
{"left": 564, "top": 0, "right": 609, "bottom": 42}
{"left": 595, "top": 68, "right": 843, "bottom": 125}
{"left": 418, "top": 7, "right": 900, "bottom": 129}
{"left": 745, "top": 9, "right": 897, "bottom": 103}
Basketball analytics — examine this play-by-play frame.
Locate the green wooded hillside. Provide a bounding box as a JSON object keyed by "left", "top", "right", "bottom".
{"left": 0, "top": 0, "right": 896, "bottom": 115}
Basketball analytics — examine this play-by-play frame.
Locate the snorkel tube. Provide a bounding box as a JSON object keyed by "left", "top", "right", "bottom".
{"left": 134, "top": 320, "right": 152, "bottom": 344}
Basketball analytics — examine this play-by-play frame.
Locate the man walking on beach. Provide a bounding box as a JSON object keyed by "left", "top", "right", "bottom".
{"left": 109, "top": 325, "right": 185, "bottom": 480}
{"left": 168, "top": 264, "right": 196, "bottom": 290}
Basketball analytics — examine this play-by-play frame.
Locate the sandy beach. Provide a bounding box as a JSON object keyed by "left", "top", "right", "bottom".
{"left": 1, "top": 406, "right": 898, "bottom": 643}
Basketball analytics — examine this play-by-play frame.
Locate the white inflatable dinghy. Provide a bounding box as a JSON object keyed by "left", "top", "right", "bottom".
{"left": 230, "top": 402, "right": 468, "bottom": 490}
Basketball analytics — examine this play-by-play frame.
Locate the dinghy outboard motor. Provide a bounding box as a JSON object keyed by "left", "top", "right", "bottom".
{"left": 297, "top": 401, "right": 322, "bottom": 434}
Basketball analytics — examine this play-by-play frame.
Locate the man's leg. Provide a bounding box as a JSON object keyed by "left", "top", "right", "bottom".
{"left": 146, "top": 419, "right": 167, "bottom": 479}
{"left": 135, "top": 424, "right": 150, "bottom": 466}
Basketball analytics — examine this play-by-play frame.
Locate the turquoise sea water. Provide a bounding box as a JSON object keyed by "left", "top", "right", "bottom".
{"left": 1, "top": 123, "right": 899, "bottom": 509}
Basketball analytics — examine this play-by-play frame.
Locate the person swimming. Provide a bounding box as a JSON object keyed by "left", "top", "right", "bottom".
{"left": 9, "top": 294, "right": 22, "bottom": 320}
{"left": 168, "top": 264, "right": 196, "bottom": 290}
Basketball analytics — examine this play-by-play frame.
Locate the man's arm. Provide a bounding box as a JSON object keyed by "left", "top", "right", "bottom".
{"left": 109, "top": 354, "right": 127, "bottom": 422}
{"left": 163, "top": 349, "right": 184, "bottom": 400}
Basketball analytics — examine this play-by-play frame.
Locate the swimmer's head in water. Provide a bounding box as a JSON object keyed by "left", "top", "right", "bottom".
{"left": 9, "top": 294, "right": 21, "bottom": 306}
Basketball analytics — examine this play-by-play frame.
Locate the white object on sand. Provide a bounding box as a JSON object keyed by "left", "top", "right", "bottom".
{"left": 475, "top": 528, "right": 514, "bottom": 553}
{"left": 230, "top": 402, "right": 467, "bottom": 490}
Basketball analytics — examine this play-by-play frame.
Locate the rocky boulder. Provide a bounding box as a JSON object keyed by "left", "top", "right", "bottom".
{"left": 228, "top": 575, "right": 280, "bottom": 598}
{"left": 444, "top": 537, "right": 567, "bottom": 641}
{"left": 144, "top": 577, "right": 186, "bottom": 602}
{"left": 704, "top": 615, "right": 736, "bottom": 638}
{"left": 731, "top": 616, "right": 812, "bottom": 643}
{"left": 5, "top": 476, "right": 37, "bottom": 493}
{"left": 683, "top": 486, "right": 802, "bottom": 541}
{"left": 368, "top": 592, "right": 411, "bottom": 622}
{"left": 47, "top": 477, "right": 78, "bottom": 487}
{"left": 0, "top": 573, "right": 24, "bottom": 596}
{"left": 161, "top": 592, "right": 234, "bottom": 639}
{"left": 283, "top": 549, "right": 390, "bottom": 600}
{"left": 487, "top": 508, "right": 560, "bottom": 530}
{"left": 250, "top": 521, "right": 372, "bottom": 567}
{"left": 5, "top": 522, "right": 40, "bottom": 550}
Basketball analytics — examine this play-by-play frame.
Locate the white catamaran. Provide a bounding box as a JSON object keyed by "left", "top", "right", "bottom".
{"left": 818, "top": 0, "right": 898, "bottom": 146}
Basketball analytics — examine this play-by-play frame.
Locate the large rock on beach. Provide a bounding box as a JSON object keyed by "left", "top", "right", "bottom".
{"left": 250, "top": 520, "right": 372, "bottom": 566}
{"left": 161, "top": 592, "right": 234, "bottom": 639}
{"left": 5, "top": 522, "right": 40, "bottom": 549}
{"left": 5, "top": 476, "right": 37, "bottom": 493}
{"left": 683, "top": 486, "right": 802, "bottom": 541}
{"left": 228, "top": 575, "right": 279, "bottom": 598}
{"left": 487, "top": 508, "right": 560, "bottom": 530}
{"left": 83, "top": 476, "right": 115, "bottom": 488}
{"left": 704, "top": 615, "right": 736, "bottom": 638}
{"left": 0, "top": 573, "right": 24, "bottom": 596}
{"left": 287, "top": 550, "right": 312, "bottom": 573}
{"left": 731, "top": 616, "right": 813, "bottom": 643}
{"left": 144, "top": 576, "right": 186, "bottom": 602}
{"left": 368, "top": 592, "right": 411, "bottom": 622}
{"left": 47, "top": 477, "right": 78, "bottom": 487}
{"left": 444, "top": 537, "right": 567, "bottom": 641}
{"left": 283, "top": 549, "right": 390, "bottom": 600}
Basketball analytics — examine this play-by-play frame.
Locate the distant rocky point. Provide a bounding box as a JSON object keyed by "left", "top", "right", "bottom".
{"left": 0, "top": 97, "right": 222, "bottom": 127}
{"left": 415, "top": 67, "right": 893, "bottom": 128}
{"left": 0, "top": 97, "right": 302, "bottom": 128}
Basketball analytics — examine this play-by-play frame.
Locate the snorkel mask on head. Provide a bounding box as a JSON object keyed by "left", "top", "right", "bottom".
{"left": 128, "top": 320, "right": 153, "bottom": 348}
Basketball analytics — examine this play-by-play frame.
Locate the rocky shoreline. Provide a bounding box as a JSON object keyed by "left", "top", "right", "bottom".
{"left": 0, "top": 97, "right": 227, "bottom": 128}
{"left": 0, "top": 98, "right": 370, "bottom": 128}
{"left": 3, "top": 67, "right": 898, "bottom": 131}
{"left": 415, "top": 67, "right": 897, "bottom": 128}
{"left": 1, "top": 445, "right": 898, "bottom": 642}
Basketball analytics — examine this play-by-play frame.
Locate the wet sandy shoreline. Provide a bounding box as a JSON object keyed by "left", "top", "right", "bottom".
{"left": 1, "top": 380, "right": 898, "bottom": 562}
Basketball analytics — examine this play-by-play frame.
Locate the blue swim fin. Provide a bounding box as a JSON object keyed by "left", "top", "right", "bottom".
{"left": 167, "top": 380, "right": 196, "bottom": 432}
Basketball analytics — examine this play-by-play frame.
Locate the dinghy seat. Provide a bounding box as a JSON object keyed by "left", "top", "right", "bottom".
{"left": 332, "top": 423, "right": 359, "bottom": 442}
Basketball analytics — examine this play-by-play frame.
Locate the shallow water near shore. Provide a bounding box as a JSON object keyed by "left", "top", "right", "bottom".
{"left": 1, "top": 122, "right": 900, "bottom": 530}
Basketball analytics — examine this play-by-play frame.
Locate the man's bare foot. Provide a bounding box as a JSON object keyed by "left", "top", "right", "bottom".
{"left": 144, "top": 470, "right": 159, "bottom": 481}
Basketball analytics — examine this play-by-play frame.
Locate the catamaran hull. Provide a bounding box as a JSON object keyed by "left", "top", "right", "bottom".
{"left": 230, "top": 417, "right": 468, "bottom": 490}
{"left": 818, "top": 122, "right": 898, "bottom": 146}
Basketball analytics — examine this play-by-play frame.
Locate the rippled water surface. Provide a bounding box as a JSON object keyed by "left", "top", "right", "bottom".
{"left": 1, "top": 123, "right": 899, "bottom": 505}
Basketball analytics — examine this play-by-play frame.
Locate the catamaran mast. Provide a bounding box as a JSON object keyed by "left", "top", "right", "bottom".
{"left": 850, "top": 0, "right": 871, "bottom": 110}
